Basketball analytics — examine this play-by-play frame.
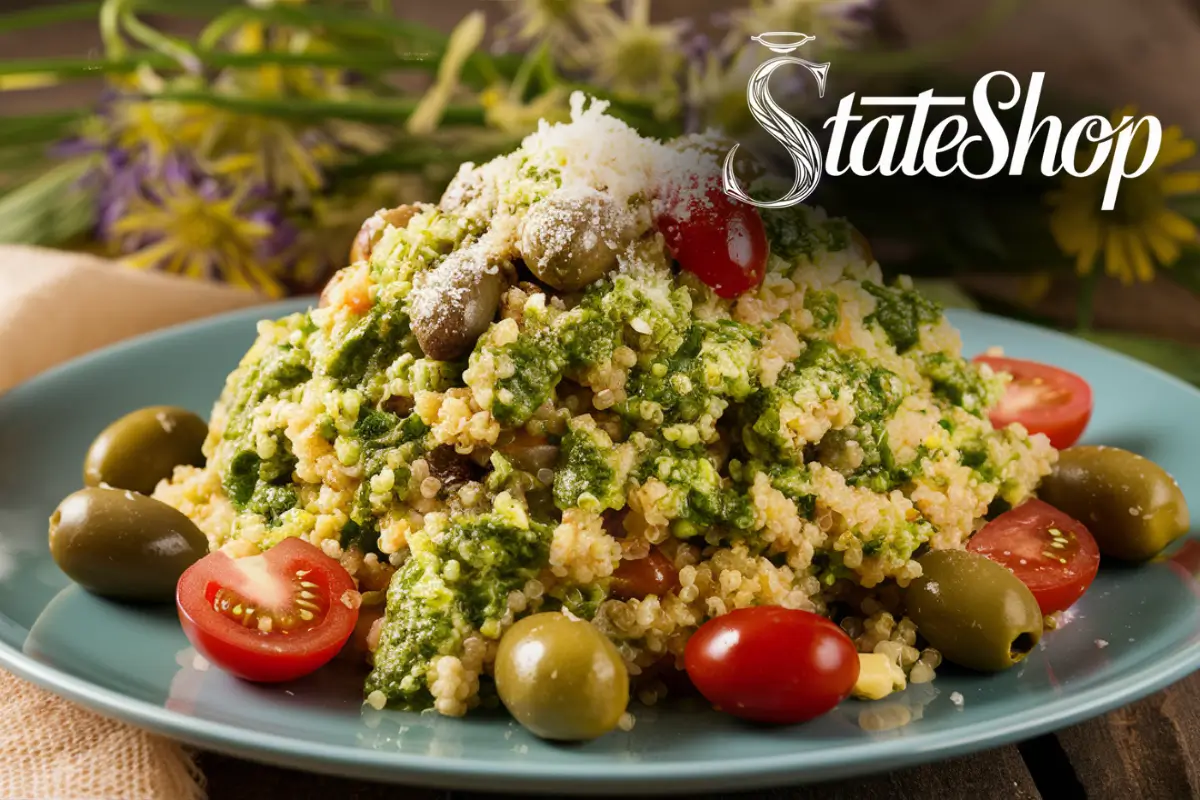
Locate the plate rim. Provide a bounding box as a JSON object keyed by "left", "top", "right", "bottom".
{"left": 0, "top": 302, "right": 1198, "bottom": 792}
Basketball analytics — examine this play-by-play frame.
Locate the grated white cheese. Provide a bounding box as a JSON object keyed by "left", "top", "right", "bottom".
{"left": 433, "top": 92, "right": 726, "bottom": 274}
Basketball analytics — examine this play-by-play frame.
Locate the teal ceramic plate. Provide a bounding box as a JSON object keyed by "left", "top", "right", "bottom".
{"left": 0, "top": 301, "right": 1197, "bottom": 794}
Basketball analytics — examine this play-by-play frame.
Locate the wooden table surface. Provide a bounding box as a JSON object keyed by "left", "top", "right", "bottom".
{"left": 190, "top": 669, "right": 1200, "bottom": 799}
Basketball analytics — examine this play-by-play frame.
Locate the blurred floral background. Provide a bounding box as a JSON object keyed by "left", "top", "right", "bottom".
{"left": 3, "top": 0, "right": 1200, "bottom": 381}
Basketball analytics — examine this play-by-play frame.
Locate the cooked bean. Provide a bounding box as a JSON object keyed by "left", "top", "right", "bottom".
{"left": 410, "top": 247, "right": 503, "bottom": 361}
{"left": 610, "top": 548, "right": 679, "bottom": 600}
{"left": 349, "top": 204, "right": 417, "bottom": 264}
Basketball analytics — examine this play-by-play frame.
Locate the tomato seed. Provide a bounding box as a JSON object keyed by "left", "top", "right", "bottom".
{"left": 212, "top": 574, "right": 328, "bottom": 634}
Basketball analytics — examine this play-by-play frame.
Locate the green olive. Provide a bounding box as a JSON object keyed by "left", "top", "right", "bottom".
{"left": 49, "top": 488, "right": 209, "bottom": 601}
{"left": 1038, "top": 445, "right": 1190, "bottom": 562}
{"left": 495, "top": 612, "right": 629, "bottom": 740}
{"left": 84, "top": 406, "right": 208, "bottom": 494}
{"left": 906, "top": 549, "right": 1043, "bottom": 672}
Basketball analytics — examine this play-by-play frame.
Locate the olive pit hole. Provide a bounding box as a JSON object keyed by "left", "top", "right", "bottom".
{"left": 1010, "top": 632, "right": 1037, "bottom": 660}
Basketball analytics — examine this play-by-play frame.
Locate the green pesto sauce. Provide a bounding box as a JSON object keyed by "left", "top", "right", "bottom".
{"left": 349, "top": 411, "right": 429, "bottom": 543}
{"left": 223, "top": 343, "right": 312, "bottom": 443}
{"left": 559, "top": 272, "right": 693, "bottom": 371}
{"left": 736, "top": 460, "right": 817, "bottom": 519}
{"left": 246, "top": 482, "right": 299, "bottom": 523}
{"left": 222, "top": 443, "right": 301, "bottom": 525}
{"left": 559, "top": 289, "right": 621, "bottom": 370}
{"left": 804, "top": 289, "right": 841, "bottom": 331}
{"left": 223, "top": 450, "right": 261, "bottom": 508}
{"left": 553, "top": 583, "right": 608, "bottom": 620}
{"left": 554, "top": 424, "right": 622, "bottom": 511}
{"left": 638, "top": 447, "right": 756, "bottom": 534}
{"left": 365, "top": 512, "right": 551, "bottom": 708}
{"left": 845, "top": 430, "right": 922, "bottom": 493}
{"left": 863, "top": 282, "right": 942, "bottom": 353}
{"left": 489, "top": 331, "right": 566, "bottom": 426}
{"left": 621, "top": 320, "right": 760, "bottom": 426}
{"left": 959, "top": 439, "right": 994, "bottom": 480}
{"left": 919, "top": 352, "right": 994, "bottom": 416}
{"left": 759, "top": 203, "right": 852, "bottom": 263}
{"left": 222, "top": 412, "right": 302, "bottom": 526}
{"left": 326, "top": 299, "right": 414, "bottom": 390}
{"left": 740, "top": 340, "right": 906, "bottom": 464}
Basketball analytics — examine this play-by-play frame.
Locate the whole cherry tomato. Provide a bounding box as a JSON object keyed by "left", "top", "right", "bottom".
{"left": 658, "top": 183, "right": 769, "bottom": 299}
{"left": 684, "top": 606, "right": 859, "bottom": 724}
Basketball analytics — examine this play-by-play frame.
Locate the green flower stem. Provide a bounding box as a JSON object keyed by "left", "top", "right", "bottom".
{"left": 195, "top": 4, "right": 445, "bottom": 51}
{"left": 120, "top": 8, "right": 201, "bottom": 72}
{"left": 149, "top": 89, "right": 486, "bottom": 125}
{"left": 0, "top": 2, "right": 102, "bottom": 33}
{"left": 0, "top": 111, "right": 87, "bottom": 146}
{"left": 1076, "top": 270, "right": 1099, "bottom": 332}
{"left": 0, "top": 51, "right": 439, "bottom": 81}
{"left": 330, "top": 137, "right": 524, "bottom": 178}
{"left": 534, "top": 45, "right": 558, "bottom": 92}
{"left": 510, "top": 43, "right": 548, "bottom": 97}
{"left": 194, "top": 4, "right": 513, "bottom": 87}
{"left": 99, "top": 0, "right": 129, "bottom": 58}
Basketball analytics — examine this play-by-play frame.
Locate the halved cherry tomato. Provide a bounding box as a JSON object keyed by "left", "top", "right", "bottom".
{"left": 176, "top": 537, "right": 360, "bottom": 683}
{"left": 684, "top": 606, "right": 859, "bottom": 724}
{"left": 973, "top": 355, "right": 1093, "bottom": 449}
{"left": 611, "top": 548, "right": 680, "bottom": 600}
{"left": 657, "top": 183, "right": 769, "bottom": 298}
{"left": 968, "top": 499, "right": 1100, "bottom": 614}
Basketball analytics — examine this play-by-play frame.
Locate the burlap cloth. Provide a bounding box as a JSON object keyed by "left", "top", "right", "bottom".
{"left": 0, "top": 246, "right": 266, "bottom": 800}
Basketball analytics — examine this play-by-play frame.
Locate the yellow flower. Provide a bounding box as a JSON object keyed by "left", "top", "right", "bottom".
{"left": 500, "top": 0, "right": 617, "bottom": 60}
{"left": 581, "top": 0, "right": 685, "bottom": 118}
{"left": 106, "top": 71, "right": 210, "bottom": 164}
{"left": 1047, "top": 107, "right": 1200, "bottom": 284}
{"left": 481, "top": 85, "right": 571, "bottom": 135}
{"left": 113, "top": 172, "right": 288, "bottom": 297}
{"left": 723, "top": 0, "right": 871, "bottom": 55}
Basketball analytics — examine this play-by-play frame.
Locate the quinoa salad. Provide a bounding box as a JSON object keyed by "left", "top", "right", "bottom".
{"left": 151, "top": 95, "right": 1061, "bottom": 720}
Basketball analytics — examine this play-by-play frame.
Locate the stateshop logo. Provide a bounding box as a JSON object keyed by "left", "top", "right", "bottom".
{"left": 724, "top": 32, "right": 1162, "bottom": 211}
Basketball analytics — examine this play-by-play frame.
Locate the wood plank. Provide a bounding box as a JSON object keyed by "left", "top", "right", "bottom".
{"left": 1050, "top": 671, "right": 1200, "bottom": 799}
{"left": 197, "top": 741, "right": 1038, "bottom": 800}
{"left": 447, "top": 745, "right": 1038, "bottom": 800}
{"left": 781, "top": 746, "right": 1040, "bottom": 800}
{"left": 194, "top": 751, "right": 443, "bottom": 800}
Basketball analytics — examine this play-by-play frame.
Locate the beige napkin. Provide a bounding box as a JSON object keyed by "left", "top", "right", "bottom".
{"left": 0, "top": 246, "right": 266, "bottom": 800}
